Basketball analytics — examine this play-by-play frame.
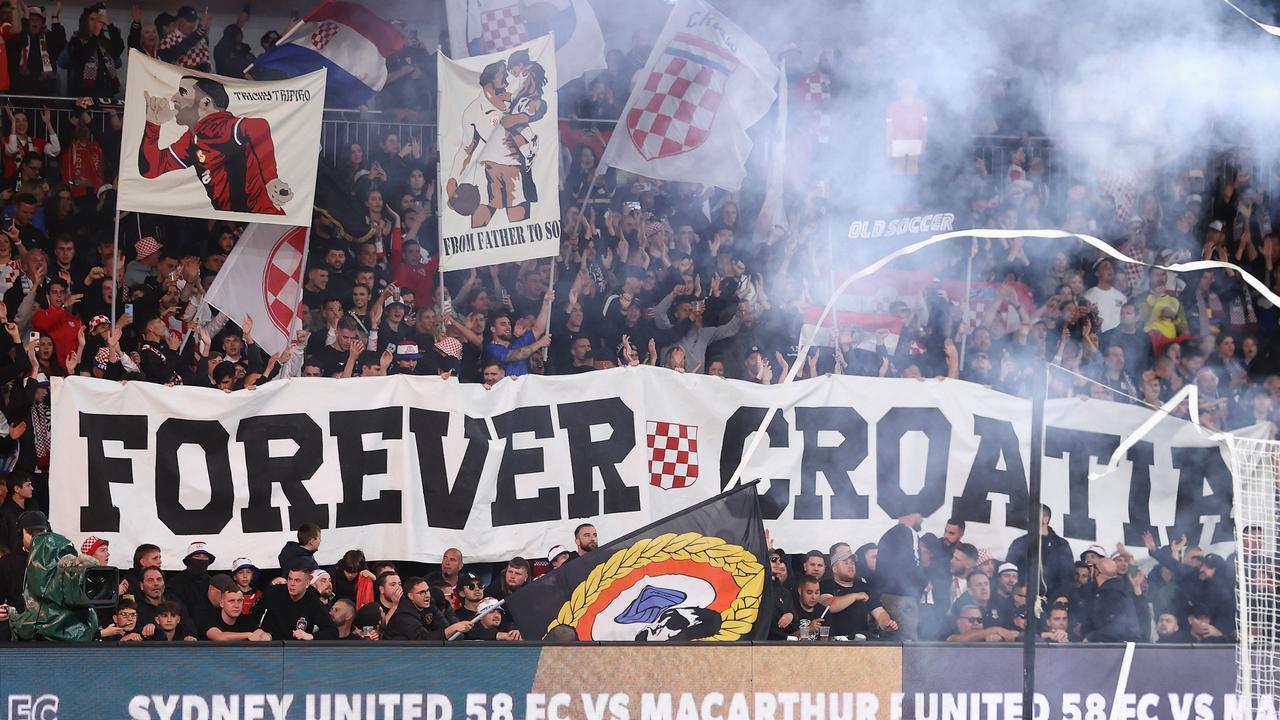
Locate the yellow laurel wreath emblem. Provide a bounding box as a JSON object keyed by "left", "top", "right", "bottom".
{"left": 549, "top": 532, "right": 765, "bottom": 641}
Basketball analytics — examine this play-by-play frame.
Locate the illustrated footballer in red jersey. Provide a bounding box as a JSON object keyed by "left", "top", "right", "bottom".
{"left": 139, "top": 75, "right": 292, "bottom": 215}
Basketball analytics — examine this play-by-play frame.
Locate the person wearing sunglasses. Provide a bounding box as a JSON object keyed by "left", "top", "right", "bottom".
{"left": 946, "top": 603, "right": 1018, "bottom": 642}
{"left": 453, "top": 572, "right": 487, "bottom": 622}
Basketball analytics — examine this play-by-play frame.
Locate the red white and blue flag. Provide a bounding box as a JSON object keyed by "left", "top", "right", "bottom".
{"left": 599, "top": 0, "right": 778, "bottom": 191}
{"left": 255, "top": 1, "right": 403, "bottom": 107}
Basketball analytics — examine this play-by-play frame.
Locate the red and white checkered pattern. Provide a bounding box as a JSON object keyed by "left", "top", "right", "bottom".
{"left": 646, "top": 420, "right": 699, "bottom": 490}
{"left": 797, "top": 71, "right": 831, "bottom": 145}
{"left": 479, "top": 5, "right": 528, "bottom": 54}
{"left": 159, "top": 28, "right": 210, "bottom": 70}
{"left": 310, "top": 21, "right": 340, "bottom": 51}
{"left": 262, "top": 227, "right": 307, "bottom": 336}
{"left": 626, "top": 33, "right": 737, "bottom": 161}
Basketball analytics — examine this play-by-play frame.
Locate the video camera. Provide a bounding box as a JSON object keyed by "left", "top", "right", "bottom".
{"left": 10, "top": 532, "right": 119, "bottom": 641}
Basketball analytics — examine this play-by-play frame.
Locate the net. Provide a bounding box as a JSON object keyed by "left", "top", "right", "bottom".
{"left": 1227, "top": 435, "right": 1280, "bottom": 712}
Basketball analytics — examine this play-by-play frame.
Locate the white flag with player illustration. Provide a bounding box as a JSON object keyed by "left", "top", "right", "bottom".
{"left": 438, "top": 34, "right": 560, "bottom": 271}
{"left": 203, "top": 224, "right": 310, "bottom": 356}
{"left": 117, "top": 50, "right": 326, "bottom": 227}
{"left": 598, "top": 0, "right": 778, "bottom": 191}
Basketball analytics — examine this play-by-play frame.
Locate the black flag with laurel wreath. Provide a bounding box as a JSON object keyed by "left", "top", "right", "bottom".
{"left": 507, "top": 482, "right": 770, "bottom": 642}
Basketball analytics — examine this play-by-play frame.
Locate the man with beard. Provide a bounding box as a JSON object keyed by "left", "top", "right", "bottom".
{"left": 1155, "top": 611, "right": 1192, "bottom": 643}
{"left": 484, "top": 309, "right": 550, "bottom": 378}
{"left": 384, "top": 577, "right": 470, "bottom": 641}
{"left": 571, "top": 523, "right": 597, "bottom": 560}
{"left": 876, "top": 511, "right": 926, "bottom": 640}
{"left": 140, "top": 75, "right": 291, "bottom": 214}
{"left": 820, "top": 549, "right": 895, "bottom": 639}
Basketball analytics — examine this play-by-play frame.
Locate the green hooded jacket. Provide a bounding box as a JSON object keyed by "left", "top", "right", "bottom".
{"left": 10, "top": 532, "right": 100, "bottom": 642}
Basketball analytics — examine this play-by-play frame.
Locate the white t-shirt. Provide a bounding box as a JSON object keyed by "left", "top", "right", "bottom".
{"left": 1085, "top": 285, "right": 1128, "bottom": 333}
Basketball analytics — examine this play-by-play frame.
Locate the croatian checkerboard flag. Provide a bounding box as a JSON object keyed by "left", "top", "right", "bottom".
{"left": 254, "top": 1, "right": 404, "bottom": 108}
{"left": 598, "top": 0, "right": 778, "bottom": 191}
{"left": 444, "top": 0, "right": 605, "bottom": 87}
{"left": 204, "top": 224, "right": 309, "bottom": 356}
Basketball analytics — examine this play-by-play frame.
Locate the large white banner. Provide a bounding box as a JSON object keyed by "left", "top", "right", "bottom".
{"left": 438, "top": 35, "right": 561, "bottom": 271}
{"left": 118, "top": 50, "right": 326, "bottom": 226}
{"left": 50, "top": 368, "right": 1245, "bottom": 570}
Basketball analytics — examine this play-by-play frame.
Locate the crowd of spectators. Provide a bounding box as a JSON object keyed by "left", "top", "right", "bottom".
{"left": 764, "top": 509, "right": 1243, "bottom": 646}
{"left": 0, "top": 3, "right": 1266, "bottom": 644}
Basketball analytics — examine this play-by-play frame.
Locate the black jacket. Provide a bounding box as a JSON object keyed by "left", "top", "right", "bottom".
{"left": 1005, "top": 529, "right": 1075, "bottom": 601}
{"left": 257, "top": 585, "right": 336, "bottom": 640}
{"left": 382, "top": 600, "right": 454, "bottom": 641}
{"left": 277, "top": 541, "right": 316, "bottom": 570}
{"left": 876, "top": 523, "right": 926, "bottom": 597}
{"left": 1078, "top": 577, "right": 1141, "bottom": 643}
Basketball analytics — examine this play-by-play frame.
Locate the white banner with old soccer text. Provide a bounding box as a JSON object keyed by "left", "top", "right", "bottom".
{"left": 50, "top": 367, "right": 1247, "bottom": 570}
{"left": 438, "top": 35, "right": 560, "bottom": 271}
{"left": 118, "top": 50, "right": 326, "bottom": 226}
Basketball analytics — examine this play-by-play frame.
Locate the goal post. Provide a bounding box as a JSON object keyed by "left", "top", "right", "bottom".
{"left": 1226, "top": 435, "right": 1280, "bottom": 714}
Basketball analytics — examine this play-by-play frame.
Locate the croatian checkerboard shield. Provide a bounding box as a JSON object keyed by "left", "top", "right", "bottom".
{"left": 626, "top": 33, "right": 738, "bottom": 160}
{"left": 646, "top": 420, "right": 699, "bottom": 490}
{"left": 479, "top": 3, "right": 528, "bottom": 53}
{"left": 262, "top": 226, "right": 308, "bottom": 338}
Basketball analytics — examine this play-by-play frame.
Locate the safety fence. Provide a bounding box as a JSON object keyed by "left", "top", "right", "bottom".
{"left": 0, "top": 643, "right": 1247, "bottom": 720}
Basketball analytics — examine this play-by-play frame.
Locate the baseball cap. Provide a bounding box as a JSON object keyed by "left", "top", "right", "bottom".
{"left": 1080, "top": 544, "right": 1106, "bottom": 561}
{"left": 476, "top": 597, "right": 502, "bottom": 616}
{"left": 81, "top": 536, "right": 108, "bottom": 556}
{"left": 1208, "top": 220, "right": 1225, "bottom": 231}
{"left": 311, "top": 569, "right": 331, "bottom": 586}
{"left": 18, "top": 510, "right": 48, "bottom": 530}
{"left": 547, "top": 544, "right": 572, "bottom": 564}
{"left": 231, "top": 557, "right": 257, "bottom": 573}
{"left": 184, "top": 540, "right": 215, "bottom": 562}
{"left": 89, "top": 315, "right": 110, "bottom": 333}
{"left": 830, "top": 549, "right": 855, "bottom": 564}
{"left": 458, "top": 571, "right": 482, "bottom": 587}
{"left": 998, "top": 562, "right": 1019, "bottom": 576}
{"left": 27, "top": 5, "right": 44, "bottom": 17}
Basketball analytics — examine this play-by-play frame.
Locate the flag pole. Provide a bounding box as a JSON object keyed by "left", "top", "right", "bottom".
{"left": 110, "top": 208, "right": 121, "bottom": 331}
{"left": 960, "top": 238, "right": 975, "bottom": 368}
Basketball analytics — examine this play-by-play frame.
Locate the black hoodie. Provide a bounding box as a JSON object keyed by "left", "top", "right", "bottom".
{"left": 277, "top": 541, "right": 316, "bottom": 570}
{"left": 257, "top": 585, "right": 336, "bottom": 640}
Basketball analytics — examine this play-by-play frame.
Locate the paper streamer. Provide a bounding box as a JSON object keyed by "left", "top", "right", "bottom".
{"left": 1221, "top": 0, "right": 1280, "bottom": 37}
{"left": 726, "top": 227, "right": 1279, "bottom": 489}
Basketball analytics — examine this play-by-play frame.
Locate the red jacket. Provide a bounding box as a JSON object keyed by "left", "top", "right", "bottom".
{"left": 32, "top": 306, "right": 83, "bottom": 367}
{"left": 62, "top": 139, "right": 105, "bottom": 198}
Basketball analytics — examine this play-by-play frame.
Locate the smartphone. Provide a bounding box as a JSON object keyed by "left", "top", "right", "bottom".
{"left": 124, "top": 303, "right": 134, "bottom": 319}
{"left": 27, "top": 331, "right": 38, "bottom": 344}
{"left": 624, "top": 201, "right": 641, "bottom": 214}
